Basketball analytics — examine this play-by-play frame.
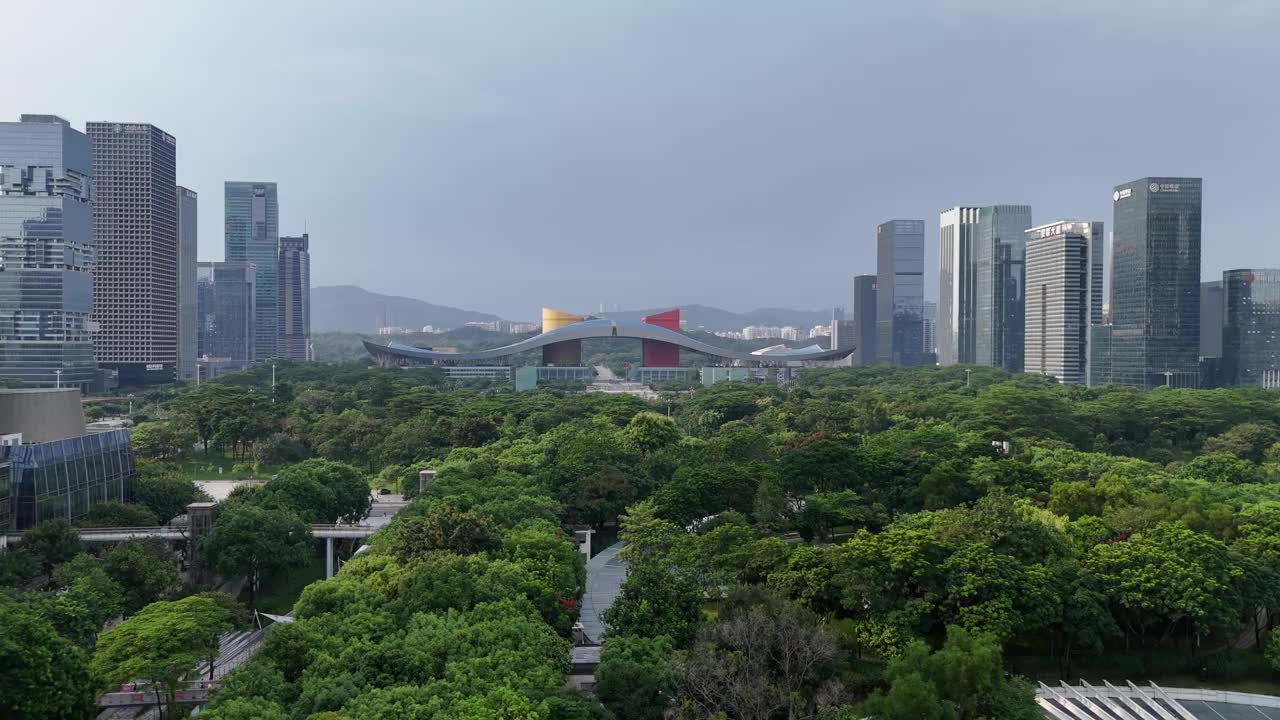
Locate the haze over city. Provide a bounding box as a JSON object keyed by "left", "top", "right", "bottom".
{"left": 5, "top": 0, "right": 1279, "bottom": 319}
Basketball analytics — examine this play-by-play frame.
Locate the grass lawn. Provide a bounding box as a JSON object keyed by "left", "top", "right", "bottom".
{"left": 179, "top": 451, "right": 239, "bottom": 480}
{"left": 179, "top": 450, "right": 282, "bottom": 481}
{"left": 241, "top": 552, "right": 326, "bottom": 615}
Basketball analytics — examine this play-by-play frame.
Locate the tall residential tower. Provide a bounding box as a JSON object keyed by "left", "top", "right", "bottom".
{"left": 87, "top": 121, "right": 178, "bottom": 385}
{"left": 875, "top": 219, "right": 925, "bottom": 366}
{"left": 224, "top": 181, "right": 278, "bottom": 361}
{"left": 0, "top": 115, "right": 97, "bottom": 389}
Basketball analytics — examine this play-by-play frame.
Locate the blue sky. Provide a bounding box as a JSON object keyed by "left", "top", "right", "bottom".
{"left": 6, "top": 0, "right": 1279, "bottom": 319}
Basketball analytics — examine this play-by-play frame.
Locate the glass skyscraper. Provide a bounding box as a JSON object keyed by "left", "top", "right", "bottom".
{"left": 876, "top": 219, "right": 925, "bottom": 366}
{"left": 196, "top": 261, "right": 256, "bottom": 369}
{"left": 1223, "top": 269, "right": 1280, "bottom": 388}
{"left": 1110, "top": 177, "right": 1202, "bottom": 389}
{"left": 224, "top": 182, "right": 278, "bottom": 361}
{"left": 278, "top": 233, "right": 310, "bottom": 361}
{"left": 851, "top": 274, "right": 877, "bottom": 365}
{"left": 974, "top": 205, "right": 1033, "bottom": 371}
{"left": 939, "top": 205, "right": 1032, "bottom": 369}
{"left": 86, "top": 121, "right": 179, "bottom": 386}
{"left": 0, "top": 115, "right": 97, "bottom": 390}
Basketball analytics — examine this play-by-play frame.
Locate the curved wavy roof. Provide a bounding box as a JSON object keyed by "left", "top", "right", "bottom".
{"left": 364, "top": 317, "right": 853, "bottom": 365}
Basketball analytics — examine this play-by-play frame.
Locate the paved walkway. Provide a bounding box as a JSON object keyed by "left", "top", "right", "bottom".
{"left": 579, "top": 541, "right": 627, "bottom": 644}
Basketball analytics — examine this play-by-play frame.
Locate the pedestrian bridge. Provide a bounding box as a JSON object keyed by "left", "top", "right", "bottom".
{"left": 3, "top": 521, "right": 385, "bottom": 544}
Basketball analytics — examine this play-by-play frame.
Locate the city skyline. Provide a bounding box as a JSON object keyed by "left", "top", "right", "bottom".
{"left": 6, "top": 2, "right": 1280, "bottom": 320}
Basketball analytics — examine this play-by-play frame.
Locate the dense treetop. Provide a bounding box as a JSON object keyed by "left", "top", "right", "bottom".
{"left": 15, "top": 362, "right": 1280, "bottom": 718}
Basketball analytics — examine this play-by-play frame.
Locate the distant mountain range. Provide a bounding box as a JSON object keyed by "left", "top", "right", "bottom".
{"left": 311, "top": 286, "right": 500, "bottom": 333}
{"left": 312, "top": 286, "right": 834, "bottom": 334}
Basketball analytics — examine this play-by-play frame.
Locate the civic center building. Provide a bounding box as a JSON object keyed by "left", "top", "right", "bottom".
{"left": 364, "top": 307, "right": 855, "bottom": 389}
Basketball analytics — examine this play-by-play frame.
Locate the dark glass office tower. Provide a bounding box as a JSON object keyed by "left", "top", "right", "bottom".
{"left": 196, "top": 261, "right": 256, "bottom": 369}
{"left": 224, "top": 182, "right": 278, "bottom": 361}
{"left": 87, "top": 122, "right": 178, "bottom": 386}
{"left": 1110, "top": 177, "right": 1202, "bottom": 389}
{"left": 974, "top": 205, "right": 1033, "bottom": 372}
{"left": 851, "top": 274, "right": 877, "bottom": 365}
{"left": 176, "top": 186, "right": 198, "bottom": 382}
{"left": 0, "top": 115, "right": 97, "bottom": 389}
{"left": 1200, "top": 280, "right": 1224, "bottom": 358}
{"left": 1223, "top": 269, "right": 1280, "bottom": 388}
{"left": 876, "top": 219, "right": 925, "bottom": 366}
{"left": 278, "top": 233, "right": 310, "bottom": 361}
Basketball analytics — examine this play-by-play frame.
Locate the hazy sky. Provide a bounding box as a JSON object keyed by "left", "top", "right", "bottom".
{"left": 6, "top": 0, "right": 1279, "bottom": 320}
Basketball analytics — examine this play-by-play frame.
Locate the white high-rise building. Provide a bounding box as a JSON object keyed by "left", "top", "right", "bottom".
{"left": 939, "top": 208, "right": 979, "bottom": 366}
{"left": 1024, "top": 221, "right": 1104, "bottom": 385}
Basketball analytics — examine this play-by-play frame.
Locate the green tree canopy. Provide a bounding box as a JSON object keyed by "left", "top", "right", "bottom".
{"left": 596, "top": 635, "right": 675, "bottom": 720}
{"left": 0, "top": 595, "right": 95, "bottom": 720}
{"left": 133, "top": 473, "right": 199, "bottom": 523}
{"left": 853, "top": 625, "right": 1040, "bottom": 720}
{"left": 91, "top": 595, "right": 235, "bottom": 718}
{"left": 20, "top": 519, "right": 84, "bottom": 574}
{"left": 104, "top": 540, "right": 178, "bottom": 614}
{"left": 201, "top": 503, "right": 311, "bottom": 604}
{"left": 274, "top": 458, "right": 371, "bottom": 523}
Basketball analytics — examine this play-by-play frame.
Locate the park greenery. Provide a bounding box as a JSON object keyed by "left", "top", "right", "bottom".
{"left": 12, "top": 361, "right": 1280, "bottom": 717}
